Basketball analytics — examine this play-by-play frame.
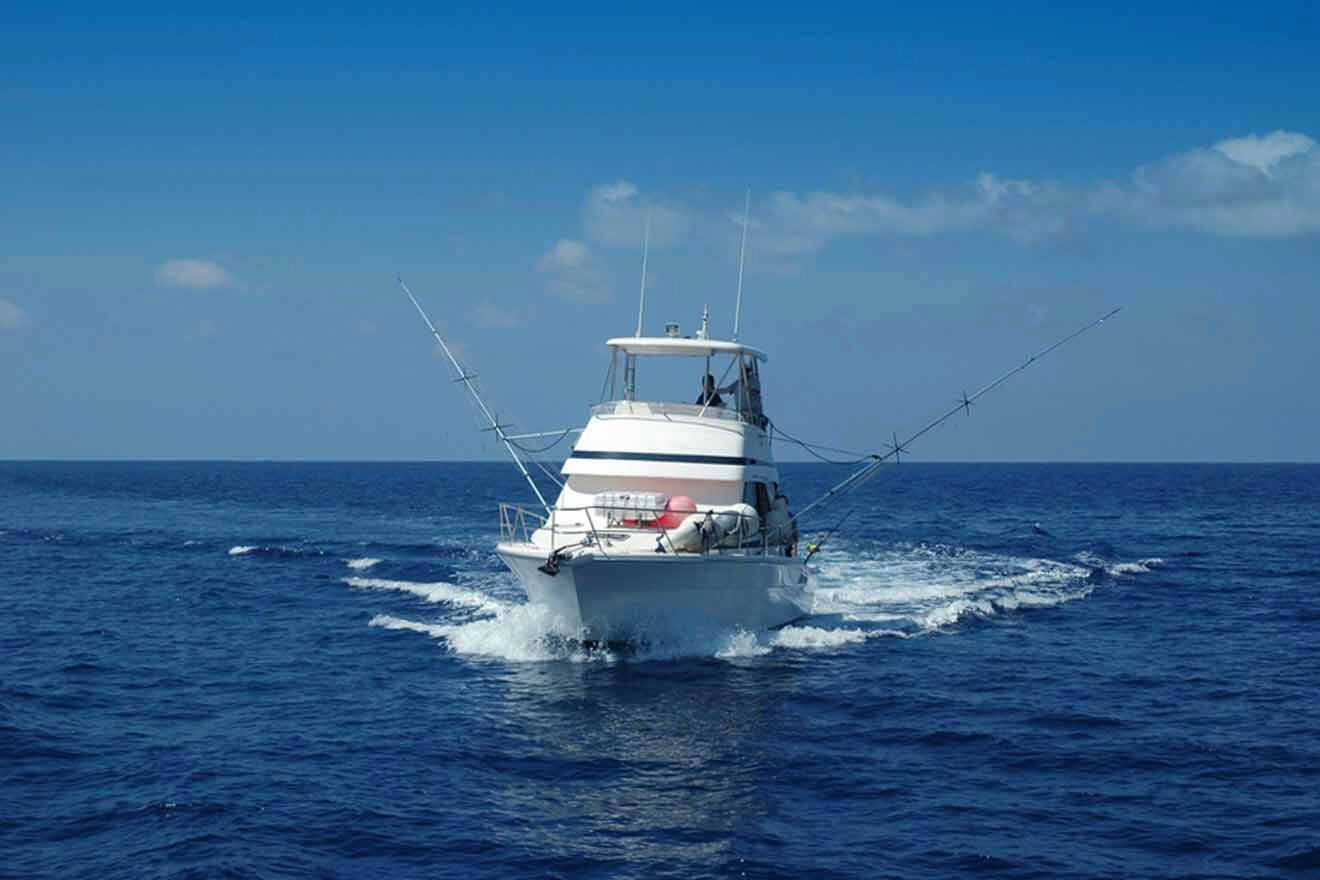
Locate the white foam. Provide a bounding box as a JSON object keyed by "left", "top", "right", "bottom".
{"left": 808, "top": 542, "right": 1104, "bottom": 636}
{"left": 228, "top": 545, "right": 257, "bottom": 556}
{"left": 1111, "top": 557, "right": 1165, "bottom": 575}
{"left": 431, "top": 603, "right": 576, "bottom": 662}
{"left": 344, "top": 576, "right": 506, "bottom": 615}
{"left": 715, "top": 629, "right": 773, "bottom": 659}
{"left": 370, "top": 604, "right": 582, "bottom": 662}
{"left": 353, "top": 536, "right": 1162, "bottom": 662}
{"left": 369, "top": 614, "right": 448, "bottom": 638}
{"left": 365, "top": 597, "right": 790, "bottom": 664}
{"left": 346, "top": 557, "right": 381, "bottom": 571}
{"left": 772, "top": 625, "right": 874, "bottom": 649}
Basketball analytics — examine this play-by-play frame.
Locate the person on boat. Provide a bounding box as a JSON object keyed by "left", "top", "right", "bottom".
{"left": 700, "top": 362, "right": 768, "bottom": 425}
{"left": 696, "top": 374, "right": 724, "bottom": 407}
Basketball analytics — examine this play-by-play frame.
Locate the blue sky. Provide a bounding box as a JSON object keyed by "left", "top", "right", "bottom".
{"left": 2, "top": 3, "right": 1318, "bottom": 461}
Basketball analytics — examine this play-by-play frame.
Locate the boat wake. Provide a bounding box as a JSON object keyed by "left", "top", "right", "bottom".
{"left": 808, "top": 541, "right": 1163, "bottom": 636}
{"left": 227, "top": 543, "right": 325, "bottom": 559}
{"left": 349, "top": 542, "right": 1164, "bottom": 663}
{"left": 347, "top": 576, "right": 504, "bottom": 614}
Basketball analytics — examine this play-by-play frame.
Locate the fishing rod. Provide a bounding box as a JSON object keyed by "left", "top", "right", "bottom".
{"left": 791, "top": 307, "right": 1124, "bottom": 526}
{"left": 398, "top": 278, "right": 552, "bottom": 513}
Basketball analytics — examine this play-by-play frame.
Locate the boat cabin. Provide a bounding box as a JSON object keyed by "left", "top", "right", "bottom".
{"left": 535, "top": 334, "right": 791, "bottom": 553}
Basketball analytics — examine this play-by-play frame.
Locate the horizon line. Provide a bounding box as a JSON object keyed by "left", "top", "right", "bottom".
{"left": 2, "top": 458, "right": 1318, "bottom": 466}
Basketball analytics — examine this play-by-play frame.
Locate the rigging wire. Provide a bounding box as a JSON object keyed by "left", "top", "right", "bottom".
{"left": 506, "top": 428, "right": 574, "bottom": 456}
{"left": 769, "top": 421, "right": 874, "bottom": 465}
{"left": 506, "top": 429, "right": 573, "bottom": 489}
{"left": 527, "top": 455, "right": 567, "bottom": 489}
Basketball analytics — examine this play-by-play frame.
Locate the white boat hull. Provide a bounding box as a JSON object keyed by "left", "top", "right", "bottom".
{"left": 497, "top": 543, "right": 812, "bottom": 641}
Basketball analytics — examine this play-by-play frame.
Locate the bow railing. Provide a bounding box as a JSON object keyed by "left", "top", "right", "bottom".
{"left": 497, "top": 502, "right": 794, "bottom": 557}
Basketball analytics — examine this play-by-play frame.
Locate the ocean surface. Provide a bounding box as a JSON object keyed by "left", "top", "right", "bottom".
{"left": 2, "top": 461, "right": 1318, "bottom": 879}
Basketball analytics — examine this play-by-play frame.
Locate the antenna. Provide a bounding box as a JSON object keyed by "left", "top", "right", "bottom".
{"left": 398, "top": 278, "right": 551, "bottom": 512}
{"left": 634, "top": 208, "right": 652, "bottom": 337}
{"left": 732, "top": 187, "right": 750, "bottom": 341}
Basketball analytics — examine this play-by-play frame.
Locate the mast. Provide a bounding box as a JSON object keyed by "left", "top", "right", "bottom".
{"left": 732, "top": 187, "right": 750, "bottom": 341}
{"left": 398, "top": 279, "right": 551, "bottom": 513}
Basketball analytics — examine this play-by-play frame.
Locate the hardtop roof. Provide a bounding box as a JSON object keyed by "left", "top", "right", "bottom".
{"left": 605, "top": 336, "right": 768, "bottom": 362}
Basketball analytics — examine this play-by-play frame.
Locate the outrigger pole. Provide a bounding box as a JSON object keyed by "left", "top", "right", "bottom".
{"left": 398, "top": 278, "right": 552, "bottom": 513}
{"left": 792, "top": 307, "right": 1124, "bottom": 523}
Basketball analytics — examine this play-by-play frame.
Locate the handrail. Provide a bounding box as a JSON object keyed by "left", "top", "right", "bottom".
{"left": 582, "top": 508, "right": 609, "bottom": 559}
{"left": 498, "top": 502, "right": 547, "bottom": 544}
{"left": 496, "top": 500, "right": 790, "bottom": 558}
{"left": 591, "top": 400, "right": 748, "bottom": 423}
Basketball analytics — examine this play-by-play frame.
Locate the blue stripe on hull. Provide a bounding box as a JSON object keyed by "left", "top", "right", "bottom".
{"left": 568, "top": 450, "right": 760, "bottom": 466}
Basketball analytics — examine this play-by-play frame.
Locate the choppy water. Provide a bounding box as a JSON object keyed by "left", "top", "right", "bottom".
{"left": 2, "top": 462, "right": 1318, "bottom": 878}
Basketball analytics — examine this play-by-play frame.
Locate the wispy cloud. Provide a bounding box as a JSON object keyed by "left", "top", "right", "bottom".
{"left": 155, "top": 258, "right": 234, "bottom": 289}
{"left": 754, "top": 172, "right": 1068, "bottom": 256}
{"left": 758, "top": 129, "right": 1320, "bottom": 250}
{"left": 1091, "top": 130, "right": 1320, "bottom": 237}
{"left": 1213, "top": 131, "right": 1315, "bottom": 177}
{"left": 582, "top": 180, "right": 690, "bottom": 249}
{"left": 538, "top": 238, "right": 590, "bottom": 271}
{"left": 0, "top": 297, "right": 26, "bottom": 331}
{"left": 553, "top": 130, "right": 1319, "bottom": 277}
{"left": 536, "top": 239, "right": 610, "bottom": 302}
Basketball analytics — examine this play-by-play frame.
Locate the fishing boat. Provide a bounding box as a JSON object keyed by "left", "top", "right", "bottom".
{"left": 493, "top": 318, "right": 811, "bottom": 641}
{"left": 398, "top": 201, "right": 1120, "bottom": 643}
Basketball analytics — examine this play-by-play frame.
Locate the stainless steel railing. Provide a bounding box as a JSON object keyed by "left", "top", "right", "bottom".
{"left": 497, "top": 502, "right": 791, "bottom": 557}
{"left": 590, "top": 400, "right": 748, "bottom": 423}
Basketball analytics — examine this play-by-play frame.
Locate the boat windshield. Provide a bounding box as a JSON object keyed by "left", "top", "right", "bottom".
{"left": 600, "top": 348, "right": 767, "bottom": 425}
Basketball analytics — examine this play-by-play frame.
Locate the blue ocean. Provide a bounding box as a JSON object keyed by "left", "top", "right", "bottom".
{"left": 3, "top": 461, "right": 1318, "bottom": 878}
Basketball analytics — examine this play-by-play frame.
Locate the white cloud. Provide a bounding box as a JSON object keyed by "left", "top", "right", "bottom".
{"left": 155, "top": 258, "right": 233, "bottom": 289}
{"left": 596, "top": 181, "right": 638, "bottom": 203}
{"left": 582, "top": 180, "right": 690, "bottom": 249}
{"left": 754, "top": 172, "right": 1066, "bottom": 256}
{"left": 537, "top": 239, "right": 590, "bottom": 271}
{"left": 536, "top": 239, "right": 610, "bottom": 303}
{"left": 545, "top": 130, "right": 1318, "bottom": 282}
{"left": 1093, "top": 129, "right": 1320, "bottom": 237}
{"left": 1213, "top": 130, "right": 1316, "bottom": 177}
{"left": 0, "top": 297, "right": 26, "bottom": 331}
{"left": 976, "top": 172, "right": 1037, "bottom": 202}
{"left": 750, "top": 129, "right": 1320, "bottom": 252}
